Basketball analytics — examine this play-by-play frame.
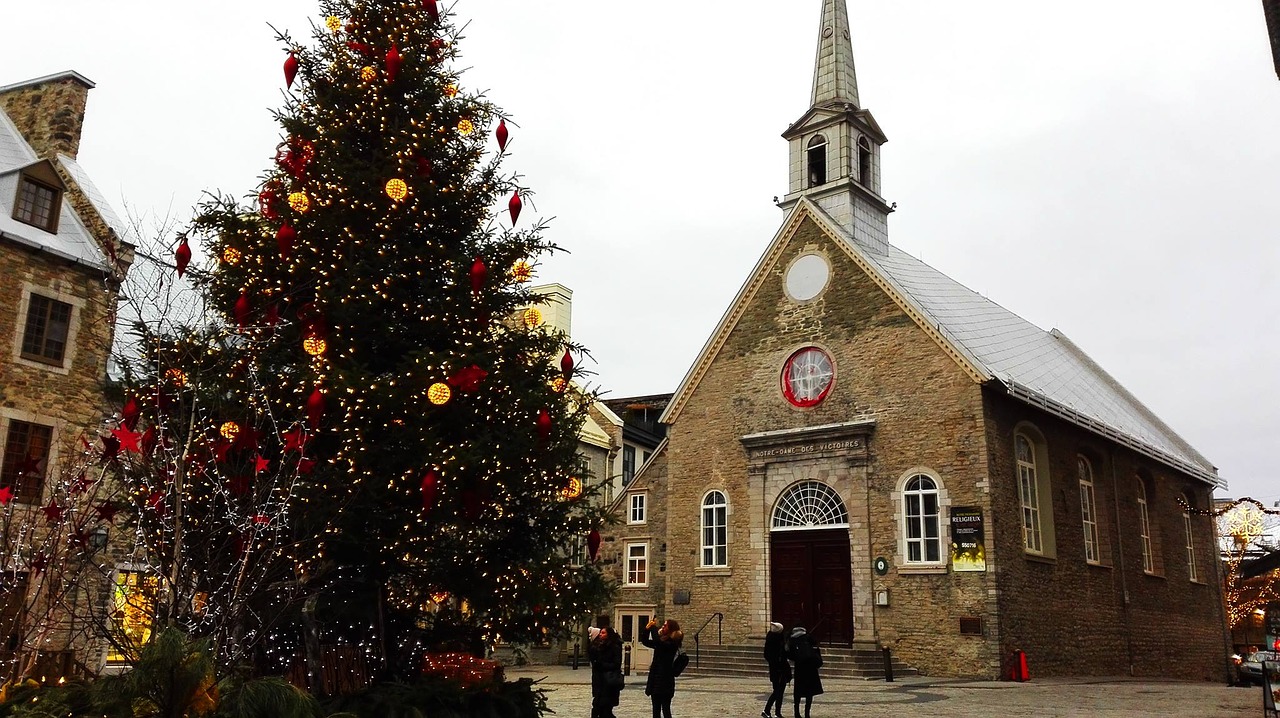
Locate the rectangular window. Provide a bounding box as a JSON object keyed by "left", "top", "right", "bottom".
{"left": 701, "top": 495, "right": 728, "bottom": 567}
{"left": 107, "top": 570, "right": 158, "bottom": 663}
{"left": 629, "top": 493, "right": 646, "bottom": 525}
{"left": 14, "top": 177, "right": 59, "bottom": 232}
{"left": 1138, "top": 495, "right": 1154, "bottom": 573}
{"left": 1080, "top": 480, "right": 1100, "bottom": 564}
{"left": 622, "top": 446, "right": 636, "bottom": 485}
{"left": 905, "top": 491, "right": 941, "bottom": 563}
{"left": 1184, "top": 506, "right": 1198, "bottom": 582}
{"left": 1, "top": 420, "right": 53, "bottom": 503}
{"left": 21, "top": 294, "right": 73, "bottom": 366}
{"left": 625, "top": 543, "right": 648, "bottom": 586}
{"left": 1018, "top": 463, "right": 1042, "bottom": 553}
{"left": 568, "top": 535, "right": 585, "bottom": 567}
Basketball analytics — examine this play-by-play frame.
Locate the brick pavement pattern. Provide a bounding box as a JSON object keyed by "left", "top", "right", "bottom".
{"left": 507, "top": 666, "right": 1258, "bottom": 718}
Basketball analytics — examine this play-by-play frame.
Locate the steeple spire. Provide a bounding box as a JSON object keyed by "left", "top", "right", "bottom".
{"left": 811, "top": 0, "right": 860, "bottom": 109}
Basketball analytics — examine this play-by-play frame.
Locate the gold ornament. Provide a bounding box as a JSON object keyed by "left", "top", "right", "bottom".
{"left": 427, "top": 382, "right": 452, "bottom": 406}
{"left": 361, "top": 66, "right": 377, "bottom": 82}
{"left": 302, "top": 336, "right": 327, "bottom": 357}
{"left": 522, "top": 307, "right": 543, "bottom": 328}
{"left": 510, "top": 259, "right": 533, "bottom": 282}
{"left": 325, "top": 16, "right": 342, "bottom": 32}
{"left": 385, "top": 178, "right": 409, "bottom": 201}
{"left": 550, "top": 377, "right": 567, "bottom": 394}
{"left": 164, "top": 368, "right": 187, "bottom": 387}
{"left": 430, "top": 591, "right": 449, "bottom": 605}
{"left": 219, "top": 421, "right": 241, "bottom": 440}
{"left": 287, "top": 192, "right": 310, "bottom": 213}
{"left": 444, "top": 84, "right": 458, "bottom": 98}
{"left": 457, "top": 119, "right": 475, "bottom": 135}
{"left": 559, "top": 477, "right": 583, "bottom": 501}
{"left": 222, "top": 247, "right": 241, "bottom": 265}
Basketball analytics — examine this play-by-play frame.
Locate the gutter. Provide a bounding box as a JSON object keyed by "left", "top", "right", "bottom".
{"left": 0, "top": 228, "right": 112, "bottom": 274}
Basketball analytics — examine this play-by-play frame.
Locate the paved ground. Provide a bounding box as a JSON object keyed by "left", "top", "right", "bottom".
{"left": 505, "top": 665, "right": 1263, "bottom": 717}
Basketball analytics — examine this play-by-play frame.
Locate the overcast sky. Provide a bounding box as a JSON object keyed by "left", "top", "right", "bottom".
{"left": 2, "top": 2, "right": 1276, "bottom": 503}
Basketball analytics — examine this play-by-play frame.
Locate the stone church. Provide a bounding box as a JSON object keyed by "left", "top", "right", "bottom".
{"left": 603, "top": 0, "right": 1228, "bottom": 680}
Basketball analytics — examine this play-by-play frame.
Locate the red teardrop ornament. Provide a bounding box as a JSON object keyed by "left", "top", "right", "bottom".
{"left": 587, "top": 529, "right": 602, "bottom": 562}
{"left": 508, "top": 191, "right": 522, "bottom": 226}
{"left": 386, "top": 44, "right": 402, "bottom": 83}
{"left": 537, "top": 408, "right": 552, "bottom": 439}
{"left": 496, "top": 118, "right": 509, "bottom": 151}
{"left": 265, "top": 304, "right": 280, "bottom": 327}
{"left": 415, "top": 156, "right": 432, "bottom": 177}
{"left": 560, "top": 349, "right": 574, "bottom": 380}
{"left": 276, "top": 224, "right": 297, "bottom": 259}
{"left": 284, "top": 53, "right": 299, "bottom": 88}
{"left": 234, "top": 291, "right": 251, "bottom": 329}
{"left": 470, "top": 257, "right": 487, "bottom": 296}
{"left": 306, "top": 387, "right": 325, "bottom": 429}
{"left": 175, "top": 237, "right": 192, "bottom": 277}
{"left": 421, "top": 470, "right": 439, "bottom": 512}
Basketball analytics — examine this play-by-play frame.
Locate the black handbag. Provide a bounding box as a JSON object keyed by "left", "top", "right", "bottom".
{"left": 604, "top": 669, "right": 625, "bottom": 689}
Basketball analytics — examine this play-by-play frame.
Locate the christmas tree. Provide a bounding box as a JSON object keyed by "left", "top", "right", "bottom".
{"left": 114, "top": 0, "right": 612, "bottom": 686}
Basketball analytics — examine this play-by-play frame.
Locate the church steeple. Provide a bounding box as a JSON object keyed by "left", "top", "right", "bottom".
{"left": 779, "top": 0, "right": 892, "bottom": 251}
{"left": 811, "top": 0, "right": 860, "bottom": 109}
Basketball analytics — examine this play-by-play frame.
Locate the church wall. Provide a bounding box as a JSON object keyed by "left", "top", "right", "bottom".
{"left": 660, "top": 215, "right": 1003, "bottom": 677}
{"left": 983, "top": 391, "right": 1228, "bottom": 680}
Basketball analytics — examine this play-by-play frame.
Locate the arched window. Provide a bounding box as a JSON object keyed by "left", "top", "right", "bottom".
{"left": 1078, "top": 456, "right": 1100, "bottom": 564}
{"left": 772, "top": 481, "right": 849, "bottom": 530}
{"left": 1136, "top": 478, "right": 1154, "bottom": 573}
{"left": 1182, "top": 493, "right": 1198, "bottom": 582}
{"left": 701, "top": 490, "right": 728, "bottom": 567}
{"left": 857, "top": 136, "right": 872, "bottom": 187}
{"left": 807, "top": 135, "right": 828, "bottom": 187}
{"left": 903, "top": 474, "right": 941, "bottom": 563}
{"left": 1015, "top": 433, "right": 1043, "bottom": 553}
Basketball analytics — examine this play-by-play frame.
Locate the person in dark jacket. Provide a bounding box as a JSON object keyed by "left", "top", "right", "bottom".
{"left": 640, "top": 618, "right": 684, "bottom": 718}
{"left": 785, "top": 626, "right": 823, "bottom": 718}
{"left": 762, "top": 622, "right": 791, "bottom": 718}
{"left": 587, "top": 615, "right": 624, "bottom": 718}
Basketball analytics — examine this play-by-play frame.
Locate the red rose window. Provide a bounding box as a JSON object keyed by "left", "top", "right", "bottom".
{"left": 781, "top": 347, "right": 834, "bottom": 407}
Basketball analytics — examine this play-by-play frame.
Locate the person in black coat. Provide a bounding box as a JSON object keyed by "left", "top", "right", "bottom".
{"left": 785, "top": 627, "right": 823, "bottom": 718}
{"left": 762, "top": 622, "right": 791, "bottom": 718}
{"left": 640, "top": 618, "right": 683, "bottom": 718}
{"left": 587, "top": 615, "right": 624, "bottom": 718}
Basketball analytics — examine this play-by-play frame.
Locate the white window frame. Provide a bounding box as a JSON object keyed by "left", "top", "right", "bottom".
{"left": 628, "top": 492, "right": 647, "bottom": 525}
{"left": 1078, "top": 456, "right": 1101, "bottom": 564}
{"left": 625, "top": 542, "right": 648, "bottom": 587}
{"left": 700, "top": 490, "right": 728, "bottom": 567}
{"left": 1183, "top": 495, "right": 1198, "bottom": 582}
{"left": 1137, "top": 479, "right": 1154, "bottom": 573}
{"left": 902, "top": 474, "right": 942, "bottom": 564}
{"left": 1016, "top": 433, "right": 1043, "bottom": 554}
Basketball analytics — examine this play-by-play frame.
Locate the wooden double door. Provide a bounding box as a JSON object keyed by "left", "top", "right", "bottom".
{"left": 770, "top": 528, "right": 853, "bottom": 646}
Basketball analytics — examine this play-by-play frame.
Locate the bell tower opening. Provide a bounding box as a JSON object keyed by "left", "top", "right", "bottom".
{"left": 857, "top": 135, "right": 872, "bottom": 189}
{"left": 807, "top": 135, "right": 828, "bottom": 188}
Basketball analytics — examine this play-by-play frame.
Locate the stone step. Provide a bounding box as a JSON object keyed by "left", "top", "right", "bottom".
{"left": 671, "top": 644, "right": 919, "bottom": 681}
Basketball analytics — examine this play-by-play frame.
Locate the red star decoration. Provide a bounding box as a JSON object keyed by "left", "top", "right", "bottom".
{"left": 298, "top": 458, "right": 318, "bottom": 475}
{"left": 28, "top": 555, "right": 48, "bottom": 575}
{"left": 147, "top": 492, "right": 167, "bottom": 517}
{"left": 14, "top": 454, "right": 43, "bottom": 477}
{"left": 141, "top": 426, "right": 158, "bottom": 455}
{"left": 252, "top": 514, "right": 270, "bottom": 525}
{"left": 95, "top": 502, "right": 120, "bottom": 522}
{"left": 214, "top": 440, "right": 233, "bottom": 464}
{"left": 42, "top": 502, "right": 64, "bottom": 523}
{"left": 69, "top": 472, "right": 97, "bottom": 495}
{"left": 282, "top": 428, "right": 309, "bottom": 454}
{"left": 232, "top": 425, "right": 261, "bottom": 450}
{"left": 0, "top": 487, "right": 13, "bottom": 505}
{"left": 70, "top": 530, "right": 90, "bottom": 549}
{"left": 112, "top": 427, "right": 142, "bottom": 454}
{"left": 254, "top": 455, "right": 270, "bottom": 474}
{"left": 447, "top": 364, "right": 489, "bottom": 392}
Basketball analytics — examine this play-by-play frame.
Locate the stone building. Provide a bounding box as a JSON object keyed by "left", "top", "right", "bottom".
{"left": 0, "top": 71, "right": 133, "bottom": 676}
{"left": 603, "top": 1, "right": 1228, "bottom": 680}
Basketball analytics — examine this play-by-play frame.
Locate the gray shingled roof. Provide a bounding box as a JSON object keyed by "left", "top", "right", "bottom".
{"left": 811, "top": 201, "right": 1220, "bottom": 486}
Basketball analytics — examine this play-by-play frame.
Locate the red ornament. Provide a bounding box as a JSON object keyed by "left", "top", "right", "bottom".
{"left": 258, "top": 189, "right": 279, "bottom": 220}
{"left": 94, "top": 501, "right": 119, "bottom": 522}
{"left": 347, "top": 41, "right": 374, "bottom": 57}
{"left": 175, "top": 237, "right": 192, "bottom": 277}
{"left": 462, "top": 487, "right": 482, "bottom": 521}
{"left": 112, "top": 426, "right": 142, "bottom": 454}
{"left": 424, "top": 0, "right": 439, "bottom": 22}
{"left": 266, "top": 303, "right": 281, "bottom": 327}
{"left": 421, "top": 470, "right": 439, "bottom": 512}
{"left": 121, "top": 397, "right": 140, "bottom": 430}
{"left": 537, "top": 408, "right": 552, "bottom": 439}
{"left": 277, "top": 224, "right": 297, "bottom": 259}
{"left": 415, "top": 156, "right": 432, "bottom": 177}
{"left": 508, "top": 191, "right": 522, "bottom": 226}
{"left": 148, "top": 491, "right": 167, "bottom": 517}
{"left": 386, "top": 43, "right": 402, "bottom": 83}
{"left": 282, "top": 427, "right": 309, "bottom": 453}
{"left": 470, "top": 257, "right": 487, "bottom": 296}
{"left": 560, "top": 349, "right": 574, "bottom": 379}
{"left": 140, "top": 426, "right": 158, "bottom": 455}
{"left": 587, "top": 529, "right": 602, "bottom": 562}
{"left": 306, "top": 387, "right": 325, "bottom": 429}
{"left": 234, "top": 291, "right": 251, "bottom": 329}
{"left": 284, "top": 52, "right": 300, "bottom": 88}
{"left": 496, "top": 118, "right": 509, "bottom": 151}
{"left": 41, "top": 502, "right": 64, "bottom": 524}
{"left": 447, "top": 364, "right": 489, "bottom": 392}
{"left": 0, "top": 487, "right": 12, "bottom": 506}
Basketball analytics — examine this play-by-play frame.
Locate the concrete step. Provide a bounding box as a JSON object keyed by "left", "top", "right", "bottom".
{"left": 678, "top": 644, "right": 918, "bottom": 681}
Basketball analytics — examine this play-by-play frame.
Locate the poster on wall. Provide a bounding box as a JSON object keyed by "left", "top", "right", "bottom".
{"left": 950, "top": 506, "right": 986, "bottom": 572}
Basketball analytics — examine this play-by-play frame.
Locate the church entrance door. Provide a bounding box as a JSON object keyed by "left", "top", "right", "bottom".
{"left": 770, "top": 527, "right": 853, "bottom": 645}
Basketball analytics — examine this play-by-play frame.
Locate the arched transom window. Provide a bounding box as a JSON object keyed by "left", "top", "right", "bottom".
{"left": 772, "top": 481, "right": 848, "bottom": 531}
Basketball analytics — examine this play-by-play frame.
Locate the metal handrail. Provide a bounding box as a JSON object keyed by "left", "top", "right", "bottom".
{"left": 691, "top": 611, "right": 723, "bottom": 668}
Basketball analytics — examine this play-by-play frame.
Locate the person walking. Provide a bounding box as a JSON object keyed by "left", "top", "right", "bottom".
{"left": 785, "top": 626, "right": 823, "bottom": 718}
{"left": 640, "top": 618, "right": 684, "bottom": 718}
{"left": 762, "top": 622, "right": 791, "bottom": 718}
{"left": 587, "top": 615, "right": 624, "bottom": 718}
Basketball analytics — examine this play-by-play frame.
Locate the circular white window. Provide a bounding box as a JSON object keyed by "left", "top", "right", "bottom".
{"left": 781, "top": 347, "right": 834, "bottom": 408}
{"left": 784, "top": 254, "right": 830, "bottom": 302}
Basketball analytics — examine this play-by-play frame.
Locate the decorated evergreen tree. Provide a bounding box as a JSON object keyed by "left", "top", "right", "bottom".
{"left": 114, "top": 0, "right": 612, "bottom": 685}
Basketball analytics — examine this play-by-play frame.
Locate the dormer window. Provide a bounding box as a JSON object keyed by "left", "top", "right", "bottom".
{"left": 13, "top": 175, "right": 61, "bottom": 233}
{"left": 806, "top": 135, "right": 828, "bottom": 187}
{"left": 857, "top": 136, "right": 873, "bottom": 188}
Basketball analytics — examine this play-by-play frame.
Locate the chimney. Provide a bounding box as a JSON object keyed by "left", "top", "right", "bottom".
{"left": 0, "top": 71, "right": 95, "bottom": 160}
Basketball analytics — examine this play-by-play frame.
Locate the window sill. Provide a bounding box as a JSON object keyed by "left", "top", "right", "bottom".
{"left": 13, "top": 354, "right": 71, "bottom": 375}
{"left": 695, "top": 567, "right": 731, "bottom": 577}
{"left": 1191, "top": 579, "right": 1208, "bottom": 586}
{"left": 898, "top": 565, "right": 948, "bottom": 575}
{"left": 1024, "top": 553, "right": 1057, "bottom": 566}
{"left": 1086, "top": 561, "right": 1112, "bottom": 570}
{"left": 622, "top": 584, "right": 650, "bottom": 590}
{"left": 1142, "top": 570, "right": 1165, "bottom": 580}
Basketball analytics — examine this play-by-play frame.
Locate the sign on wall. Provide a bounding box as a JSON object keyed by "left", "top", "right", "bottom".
{"left": 950, "top": 506, "right": 986, "bottom": 572}
{"left": 1267, "top": 602, "right": 1280, "bottom": 649}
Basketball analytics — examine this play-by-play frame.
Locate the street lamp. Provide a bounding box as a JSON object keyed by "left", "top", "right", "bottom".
{"left": 89, "top": 526, "right": 109, "bottom": 553}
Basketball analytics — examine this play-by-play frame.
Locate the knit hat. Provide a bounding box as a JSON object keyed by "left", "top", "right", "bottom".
{"left": 588, "top": 627, "right": 601, "bottom": 640}
{"left": 790, "top": 626, "right": 807, "bottom": 638}
{"left": 768, "top": 622, "right": 784, "bottom": 633}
